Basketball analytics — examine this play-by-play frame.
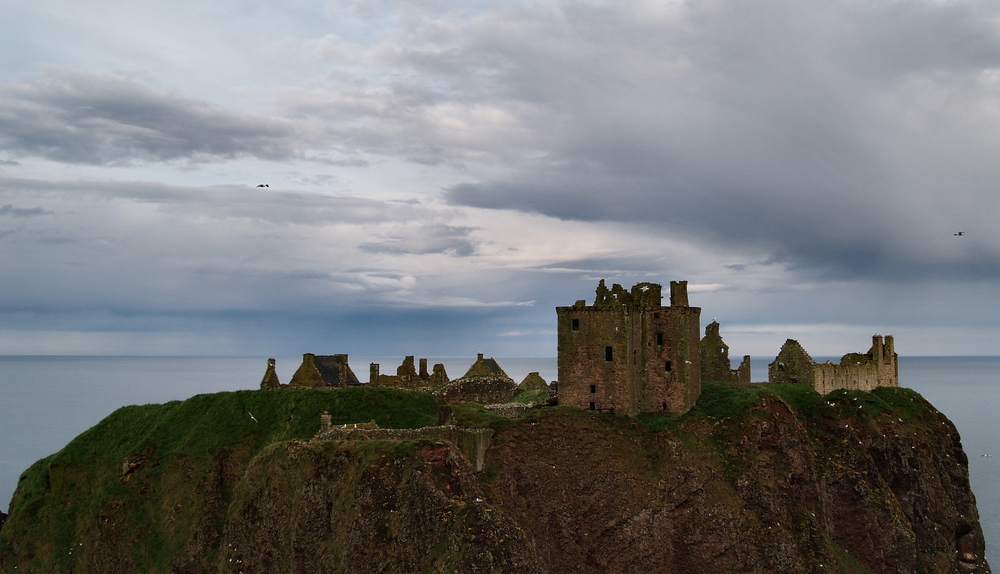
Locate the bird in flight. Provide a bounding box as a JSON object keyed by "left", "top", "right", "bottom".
{"left": 256, "top": 184, "right": 269, "bottom": 188}
{"left": 248, "top": 412, "right": 258, "bottom": 423}
{"left": 954, "top": 231, "right": 965, "bottom": 236}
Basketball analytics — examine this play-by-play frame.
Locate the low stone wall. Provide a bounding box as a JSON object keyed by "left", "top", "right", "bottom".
{"left": 314, "top": 426, "right": 494, "bottom": 472}
{"left": 484, "top": 402, "right": 540, "bottom": 419}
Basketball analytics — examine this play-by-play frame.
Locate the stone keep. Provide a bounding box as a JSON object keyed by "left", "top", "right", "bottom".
{"left": 556, "top": 280, "right": 701, "bottom": 415}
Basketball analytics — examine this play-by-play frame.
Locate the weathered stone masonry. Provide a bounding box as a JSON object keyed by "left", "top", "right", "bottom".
{"left": 556, "top": 280, "right": 701, "bottom": 416}
{"left": 768, "top": 335, "right": 898, "bottom": 393}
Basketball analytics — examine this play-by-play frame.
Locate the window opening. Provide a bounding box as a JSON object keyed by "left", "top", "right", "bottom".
{"left": 589, "top": 402, "right": 596, "bottom": 411}
{"left": 665, "top": 361, "right": 672, "bottom": 372}
{"left": 590, "top": 384, "right": 596, "bottom": 394}
{"left": 656, "top": 332, "right": 663, "bottom": 345}
{"left": 572, "top": 318, "right": 580, "bottom": 331}
{"left": 605, "top": 346, "right": 613, "bottom": 361}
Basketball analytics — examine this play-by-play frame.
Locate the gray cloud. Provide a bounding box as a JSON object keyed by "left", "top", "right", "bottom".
{"left": 0, "top": 204, "right": 53, "bottom": 217}
{"left": 421, "top": 0, "right": 1000, "bottom": 281}
{"left": 359, "top": 223, "right": 479, "bottom": 256}
{"left": 0, "top": 68, "right": 300, "bottom": 165}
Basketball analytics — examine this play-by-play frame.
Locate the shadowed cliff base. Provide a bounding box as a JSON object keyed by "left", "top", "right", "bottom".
{"left": 0, "top": 383, "right": 989, "bottom": 573}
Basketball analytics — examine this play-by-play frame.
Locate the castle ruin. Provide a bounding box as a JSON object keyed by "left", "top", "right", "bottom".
{"left": 700, "top": 321, "right": 751, "bottom": 385}
{"left": 369, "top": 356, "right": 449, "bottom": 388}
{"left": 288, "top": 353, "right": 361, "bottom": 388}
{"left": 556, "top": 280, "right": 701, "bottom": 415}
{"left": 768, "top": 335, "right": 898, "bottom": 393}
{"left": 261, "top": 283, "right": 900, "bottom": 412}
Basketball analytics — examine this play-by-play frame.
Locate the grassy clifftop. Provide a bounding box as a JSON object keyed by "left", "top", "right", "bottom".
{"left": 0, "top": 382, "right": 990, "bottom": 573}
{"left": 0, "top": 387, "right": 441, "bottom": 572}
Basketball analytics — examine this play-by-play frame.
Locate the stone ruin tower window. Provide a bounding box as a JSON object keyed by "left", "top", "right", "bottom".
{"left": 572, "top": 318, "right": 580, "bottom": 331}
{"left": 590, "top": 384, "right": 596, "bottom": 394}
{"left": 605, "top": 346, "right": 614, "bottom": 361}
{"left": 665, "top": 361, "right": 672, "bottom": 372}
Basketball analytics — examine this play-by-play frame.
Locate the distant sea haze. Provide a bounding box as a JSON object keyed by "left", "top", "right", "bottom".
{"left": 0, "top": 356, "right": 997, "bottom": 565}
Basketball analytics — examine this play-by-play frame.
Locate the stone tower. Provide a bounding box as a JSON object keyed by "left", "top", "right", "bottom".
{"left": 556, "top": 280, "right": 701, "bottom": 415}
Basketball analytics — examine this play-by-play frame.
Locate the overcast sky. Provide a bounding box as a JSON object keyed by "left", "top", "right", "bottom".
{"left": 1, "top": 0, "right": 999, "bottom": 358}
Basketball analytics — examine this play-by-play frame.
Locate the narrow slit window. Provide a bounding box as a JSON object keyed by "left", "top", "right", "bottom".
{"left": 590, "top": 384, "right": 596, "bottom": 394}
{"left": 656, "top": 332, "right": 663, "bottom": 345}
{"left": 633, "top": 350, "right": 637, "bottom": 364}
{"left": 572, "top": 318, "right": 580, "bottom": 331}
{"left": 605, "top": 346, "right": 613, "bottom": 361}
{"left": 665, "top": 361, "right": 672, "bottom": 372}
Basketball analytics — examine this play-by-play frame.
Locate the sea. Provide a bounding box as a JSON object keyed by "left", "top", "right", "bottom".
{"left": 0, "top": 355, "right": 997, "bottom": 565}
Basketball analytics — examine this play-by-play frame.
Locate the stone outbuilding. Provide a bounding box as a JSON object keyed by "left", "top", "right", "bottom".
{"left": 288, "top": 353, "right": 361, "bottom": 388}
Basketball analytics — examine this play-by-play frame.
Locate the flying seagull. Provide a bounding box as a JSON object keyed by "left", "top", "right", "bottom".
{"left": 248, "top": 411, "right": 258, "bottom": 423}
{"left": 954, "top": 231, "right": 965, "bottom": 236}
{"left": 256, "top": 184, "right": 269, "bottom": 188}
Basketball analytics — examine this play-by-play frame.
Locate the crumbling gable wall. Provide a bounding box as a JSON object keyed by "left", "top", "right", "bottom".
{"left": 768, "top": 340, "right": 816, "bottom": 386}
{"left": 288, "top": 354, "right": 360, "bottom": 388}
{"left": 517, "top": 372, "right": 548, "bottom": 393}
{"left": 700, "top": 321, "right": 751, "bottom": 385}
{"left": 260, "top": 358, "right": 280, "bottom": 389}
{"left": 556, "top": 279, "right": 701, "bottom": 416}
{"left": 463, "top": 354, "right": 508, "bottom": 378}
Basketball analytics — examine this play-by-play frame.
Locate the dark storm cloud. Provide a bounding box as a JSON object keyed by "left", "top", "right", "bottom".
{"left": 0, "top": 68, "right": 300, "bottom": 165}
{"left": 430, "top": 0, "right": 1000, "bottom": 281}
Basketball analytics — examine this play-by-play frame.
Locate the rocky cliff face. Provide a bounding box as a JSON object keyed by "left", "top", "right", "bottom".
{"left": 0, "top": 384, "right": 989, "bottom": 573}
{"left": 480, "top": 394, "right": 988, "bottom": 573}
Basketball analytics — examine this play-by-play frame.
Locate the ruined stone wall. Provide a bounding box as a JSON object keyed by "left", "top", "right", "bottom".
{"left": 433, "top": 375, "right": 518, "bottom": 404}
{"left": 769, "top": 336, "right": 899, "bottom": 394}
{"left": 288, "top": 353, "right": 326, "bottom": 388}
{"left": 640, "top": 306, "right": 701, "bottom": 414}
{"left": 556, "top": 305, "right": 632, "bottom": 414}
{"left": 700, "top": 321, "right": 752, "bottom": 386}
{"left": 260, "top": 358, "right": 280, "bottom": 389}
{"left": 484, "top": 402, "right": 540, "bottom": 418}
{"left": 370, "top": 356, "right": 449, "bottom": 389}
{"left": 735, "top": 356, "right": 752, "bottom": 385}
{"left": 768, "top": 340, "right": 816, "bottom": 387}
{"left": 813, "top": 335, "right": 898, "bottom": 394}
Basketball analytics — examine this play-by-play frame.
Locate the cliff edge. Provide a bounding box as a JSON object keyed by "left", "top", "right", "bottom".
{"left": 0, "top": 383, "right": 989, "bottom": 573}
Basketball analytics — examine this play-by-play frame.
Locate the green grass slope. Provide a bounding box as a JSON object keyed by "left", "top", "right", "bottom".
{"left": 0, "top": 387, "right": 441, "bottom": 573}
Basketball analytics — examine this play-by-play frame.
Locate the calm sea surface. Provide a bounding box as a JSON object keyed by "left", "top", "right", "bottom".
{"left": 1, "top": 355, "right": 997, "bottom": 564}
